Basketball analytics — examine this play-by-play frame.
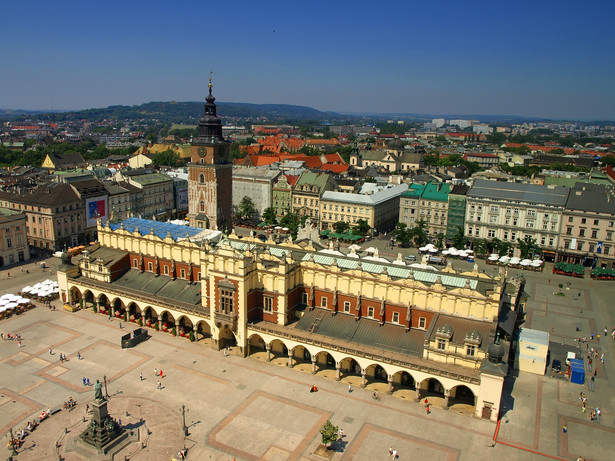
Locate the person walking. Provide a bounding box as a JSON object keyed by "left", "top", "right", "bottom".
{"left": 83, "top": 377, "right": 87, "bottom": 386}
{"left": 348, "top": 384, "right": 352, "bottom": 393}
{"left": 157, "top": 381, "right": 162, "bottom": 390}
{"left": 49, "top": 347, "right": 53, "bottom": 355}
{"left": 160, "top": 369, "right": 163, "bottom": 379}
{"left": 139, "top": 372, "right": 143, "bottom": 381}
{"left": 77, "top": 352, "right": 81, "bottom": 360}
{"left": 563, "top": 425, "right": 568, "bottom": 434}
{"left": 154, "top": 368, "right": 157, "bottom": 377}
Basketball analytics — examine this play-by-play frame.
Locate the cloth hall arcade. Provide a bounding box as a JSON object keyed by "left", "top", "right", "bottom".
{"left": 57, "top": 217, "right": 524, "bottom": 422}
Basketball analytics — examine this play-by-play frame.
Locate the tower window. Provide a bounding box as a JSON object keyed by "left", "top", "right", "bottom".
{"left": 199, "top": 173, "right": 205, "bottom": 184}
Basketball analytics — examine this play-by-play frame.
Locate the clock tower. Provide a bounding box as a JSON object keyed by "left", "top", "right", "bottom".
{"left": 187, "top": 76, "right": 233, "bottom": 231}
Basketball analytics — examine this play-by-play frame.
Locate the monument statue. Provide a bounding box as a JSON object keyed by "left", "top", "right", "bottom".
{"left": 94, "top": 379, "right": 103, "bottom": 400}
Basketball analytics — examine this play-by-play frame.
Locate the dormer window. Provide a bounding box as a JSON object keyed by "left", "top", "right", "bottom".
{"left": 464, "top": 329, "right": 482, "bottom": 356}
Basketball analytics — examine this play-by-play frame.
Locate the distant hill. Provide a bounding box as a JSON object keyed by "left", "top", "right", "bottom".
{"left": 0, "top": 101, "right": 338, "bottom": 123}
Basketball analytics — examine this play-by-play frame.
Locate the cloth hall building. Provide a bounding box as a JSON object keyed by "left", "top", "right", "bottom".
{"left": 57, "top": 217, "right": 524, "bottom": 422}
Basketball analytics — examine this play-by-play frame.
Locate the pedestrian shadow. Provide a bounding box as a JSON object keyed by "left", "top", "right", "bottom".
{"left": 187, "top": 420, "right": 201, "bottom": 429}
{"left": 331, "top": 438, "right": 348, "bottom": 453}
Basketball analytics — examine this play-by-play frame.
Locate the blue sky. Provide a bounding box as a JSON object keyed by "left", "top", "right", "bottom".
{"left": 2, "top": 0, "right": 614, "bottom": 120}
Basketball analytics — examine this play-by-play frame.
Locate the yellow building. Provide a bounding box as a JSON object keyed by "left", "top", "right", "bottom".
{"left": 58, "top": 218, "right": 524, "bottom": 421}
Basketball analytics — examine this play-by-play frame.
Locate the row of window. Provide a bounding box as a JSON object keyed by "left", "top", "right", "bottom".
{"left": 563, "top": 241, "right": 611, "bottom": 255}
{"left": 567, "top": 228, "right": 612, "bottom": 239}
{"left": 436, "top": 339, "right": 476, "bottom": 357}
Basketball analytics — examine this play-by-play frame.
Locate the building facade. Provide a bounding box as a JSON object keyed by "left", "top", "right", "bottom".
{"left": 0, "top": 209, "right": 30, "bottom": 266}
{"left": 558, "top": 183, "right": 615, "bottom": 268}
{"left": 0, "top": 183, "right": 85, "bottom": 250}
{"left": 320, "top": 184, "right": 406, "bottom": 233}
{"left": 291, "top": 172, "right": 336, "bottom": 225}
{"left": 59, "top": 218, "right": 524, "bottom": 422}
{"left": 465, "top": 179, "right": 569, "bottom": 259}
{"left": 232, "top": 167, "right": 280, "bottom": 218}
{"left": 272, "top": 174, "right": 299, "bottom": 218}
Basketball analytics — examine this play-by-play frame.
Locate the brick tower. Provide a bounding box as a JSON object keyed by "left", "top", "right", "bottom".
{"left": 188, "top": 76, "right": 233, "bottom": 231}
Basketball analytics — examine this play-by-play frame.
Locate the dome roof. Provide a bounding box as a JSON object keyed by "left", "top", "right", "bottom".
{"left": 387, "top": 137, "right": 405, "bottom": 151}
{"left": 487, "top": 343, "right": 505, "bottom": 363}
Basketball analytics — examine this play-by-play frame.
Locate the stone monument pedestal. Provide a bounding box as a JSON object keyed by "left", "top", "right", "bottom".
{"left": 71, "top": 396, "right": 133, "bottom": 458}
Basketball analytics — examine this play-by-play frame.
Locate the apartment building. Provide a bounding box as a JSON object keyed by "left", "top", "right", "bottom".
{"left": 399, "top": 182, "right": 453, "bottom": 237}
{"left": 559, "top": 183, "right": 615, "bottom": 268}
{"left": 320, "top": 184, "right": 407, "bottom": 233}
{"left": 0, "top": 209, "right": 30, "bottom": 266}
{"left": 232, "top": 167, "right": 280, "bottom": 218}
{"left": 465, "top": 179, "right": 569, "bottom": 259}
{"left": 291, "top": 172, "right": 337, "bottom": 225}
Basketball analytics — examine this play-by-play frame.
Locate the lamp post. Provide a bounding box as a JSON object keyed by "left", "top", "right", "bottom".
{"left": 9, "top": 427, "right": 17, "bottom": 455}
{"left": 103, "top": 375, "right": 109, "bottom": 398}
{"left": 181, "top": 404, "right": 189, "bottom": 436}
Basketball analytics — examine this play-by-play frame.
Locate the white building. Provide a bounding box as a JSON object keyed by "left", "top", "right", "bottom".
{"left": 465, "top": 180, "right": 569, "bottom": 259}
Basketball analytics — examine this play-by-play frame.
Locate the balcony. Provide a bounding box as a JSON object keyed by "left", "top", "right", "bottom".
{"left": 215, "top": 311, "right": 238, "bottom": 331}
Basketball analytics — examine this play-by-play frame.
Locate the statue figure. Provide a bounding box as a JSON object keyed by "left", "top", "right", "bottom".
{"left": 94, "top": 379, "right": 103, "bottom": 400}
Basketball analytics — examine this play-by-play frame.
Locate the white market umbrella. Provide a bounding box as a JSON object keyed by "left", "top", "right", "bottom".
{"left": 488, "top": 254, "right": 499, "bottom": 261}
{"left": 429, "top": 248, "right": 438, "bottom": 253}
{"left": 348, "top": 244, "right": 362, "bottom": 251}
{"left": 21, "top": 286, "right": 33, "bottom": 293}
{"left": 5, "top": 302, "right": 18, "bottom": 309}
{"left": 418, "top": 246, "right": 428, "bottom": 252}
{"left": 520, "top": 260, "right": 531, "bottom": 266}
{"left": 17, "top": 298, "right": 30, "bottom": 304}
{"left": 532, "top": 259, "right": 543, "bottom": 265}
{"left": 458, "top": 251, "right": 468, "bottom": 258}
{"left": 0, "top": 299, "right": 9, "bottom": 306}
{"left": 510, "top": 257, "right": 521, "bottom": 265}
{"left": 441, "top": 250, "right": 450, "bottom": 255}
{"left": 530, "top": 261, "right": 542, "bottom": 267}
{"left": 448, "top": 249, "right": 459, "bottom": 256}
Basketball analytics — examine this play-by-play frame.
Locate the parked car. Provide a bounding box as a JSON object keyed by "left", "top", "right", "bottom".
{"left": 428, "top": 256, "right": 446, "bottom": 265}
{"left": 404, "top": 255, "right": 416, "bottom": 261}
{"left": 552, "top": 359, "right": 562, "bottom": 373}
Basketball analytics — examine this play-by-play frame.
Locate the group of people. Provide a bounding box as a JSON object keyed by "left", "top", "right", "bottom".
{"left": 7, "top": 419, "right": 39, "bottom": 450}
{"left": 388, "top": 446, "right": 399, "bottom": 459}
{"left": 82, "top": 376, "right": 92, "bottom": 387}
{"left": 1, "top": 332, "right": 21, "bottom": 341}
{"left": 579, "top": 392, "right": 601, "bottom": 423}
{"left": 63, "top": 397, "right": 77, "bottom": 410}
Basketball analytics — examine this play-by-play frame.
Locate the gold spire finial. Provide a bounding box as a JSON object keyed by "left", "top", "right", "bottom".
{"left": 208, "top": 71, "right": 213, "bottom": 89}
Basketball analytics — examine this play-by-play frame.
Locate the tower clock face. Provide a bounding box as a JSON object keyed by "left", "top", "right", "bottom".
{"left": 198, "top": 146, "right": 207, "bottom": 157}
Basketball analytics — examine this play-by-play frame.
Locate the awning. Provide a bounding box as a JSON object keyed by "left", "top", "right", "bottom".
{"left": 498, "top": 307, "right": 517, "bottom": 337}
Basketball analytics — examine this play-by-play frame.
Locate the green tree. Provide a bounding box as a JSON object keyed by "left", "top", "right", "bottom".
{"left": 435, "top": 232, "right": 445, "bottom": 250}
{"left": 152, "top": 150, "right": 180, "bottom": 166}
{"left": 353, "top": 219, "right": 371, "bottom": 237}
{"left": 319, "top": 420, "right": 339, "bottom": 447}
{"left": 517, "top": 235, "right": 539, "bottom": 259}
{"left": 333, "top": 221, "right": 350, "bottom": 234}
{"left": 261, "top": 207, "right": 277, "bottom": 225}
{"left": 409, "top": 219, "right": 428, "bottom": 247}
{"left": 472, "top": 238, "right": 488, "bottom": 256}
{"left": 600, "top": 155, "right": 615, "bottom": 167}
{"left": 280, "top": 210, "right": 300, "bottom": 238}
{"left": 451, "top": 226, "right": 467, "bottom": 248}
{"left": 237, "top": 196, "right": 257, "bottom": 220}
{"left": 394, "top": 222, "right": 412, "bottom": 248}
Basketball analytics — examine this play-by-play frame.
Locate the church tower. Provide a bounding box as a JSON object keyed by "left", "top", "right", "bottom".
{"left": 187, "top": 76, "right": 233, "bottom": 231}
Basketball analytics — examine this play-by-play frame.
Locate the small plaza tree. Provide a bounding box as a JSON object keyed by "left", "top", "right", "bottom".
{"left": 319, "top": 419, "right": 339, "bottom": 448}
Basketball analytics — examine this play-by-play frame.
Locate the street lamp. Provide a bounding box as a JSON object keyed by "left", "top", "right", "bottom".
{"left": 103, "top": 375, "right": 109, "bottom": 398}
{"left": 9, "top": 427, "right": 17, "bottom": 455}
{"left": 181, "top": 404, "right": 189, "bottom": 436}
